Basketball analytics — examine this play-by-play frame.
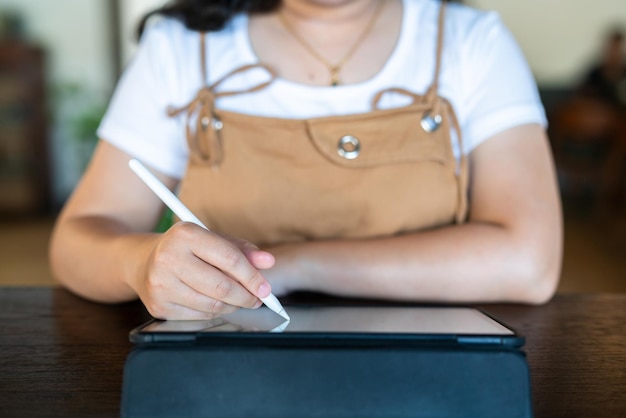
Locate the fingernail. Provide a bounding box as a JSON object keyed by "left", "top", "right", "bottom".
{"left": 258, "top": 282, "right": 271, "bottom": 298}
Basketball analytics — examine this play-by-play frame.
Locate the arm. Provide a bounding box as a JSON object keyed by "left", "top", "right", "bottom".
{"left": 264, "top": 124, "right": 563, "bottom": 304}
{"left": 49, "top": 141, "right": 275, "bottom": 318}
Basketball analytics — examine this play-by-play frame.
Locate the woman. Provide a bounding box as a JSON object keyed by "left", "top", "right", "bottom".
{"left": 49, "top": 0, "right": 562, "bottom": 319}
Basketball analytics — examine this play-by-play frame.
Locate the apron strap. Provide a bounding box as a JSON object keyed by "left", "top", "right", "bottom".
{"left": 210, "top": 64, "right": 278, "bottom": 98}
{"left": 167, "top": 87, "right": 220, "bottom": 164}
{"left": 371, "top": 0, "right": 446, "bottom": 109}
{"left": 425, "top": 1, "right": 446, "bottom": 102}
{"left": 167, "top": 33, "right": 277, "bottom": 166}
{"left": 431, "top": 3, "right": 467, "bottom": 223}
{"left": 443, "top": 98, "right": 468, "bottom": 223}
{"left": 432, "top": 2, "right": 467, "bottom": 223}
{"left": 370, "top": 87, "right": 421, "bottom": 109}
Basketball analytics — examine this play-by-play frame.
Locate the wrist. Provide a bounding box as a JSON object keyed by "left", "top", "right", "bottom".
{"left": 266, "top": 242, "right": 316, "bottom": 295}
{"left": 114, "top": 232, "right": 161, "bottom": 297}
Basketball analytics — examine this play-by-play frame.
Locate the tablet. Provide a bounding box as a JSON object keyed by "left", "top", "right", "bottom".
{"left": 129, "top": 306, "right": 524, "bottom": 348}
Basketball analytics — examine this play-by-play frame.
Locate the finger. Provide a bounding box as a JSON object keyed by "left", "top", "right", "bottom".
{"left": 180, "top": 254, "right": 262, "bottom": 309}
{"left": 222, "top": 235, "right": 276, "bottom": 270}
{"left": 162, "top": 284, "right": 241, "bottom": 319}
{"left": 190, "top": 232, "right": 273, "bottom": 299}
{"left": 244, "top": 249, "right": 275, "bottom": 270}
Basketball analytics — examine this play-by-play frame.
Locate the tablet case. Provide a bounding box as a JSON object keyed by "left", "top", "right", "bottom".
{"left": 121, "top": 343, "right": 532, "bottom": 418}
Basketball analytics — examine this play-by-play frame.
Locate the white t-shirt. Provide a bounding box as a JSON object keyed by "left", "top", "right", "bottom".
{"left": 98, "top": 0, "right": 546, "bottom": 179}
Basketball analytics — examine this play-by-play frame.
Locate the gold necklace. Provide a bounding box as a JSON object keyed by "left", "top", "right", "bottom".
{"left": 278, "top": 1, "right": 385, "bottom": 86}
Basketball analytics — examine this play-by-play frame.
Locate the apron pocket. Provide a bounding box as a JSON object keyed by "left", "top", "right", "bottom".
{"left": 306, "top": 104, "right": 454, "bottom": 168}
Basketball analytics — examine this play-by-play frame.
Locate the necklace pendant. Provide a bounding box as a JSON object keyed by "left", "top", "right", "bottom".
{"left": 330, "top": 68, "right": 340, "bottom": 87}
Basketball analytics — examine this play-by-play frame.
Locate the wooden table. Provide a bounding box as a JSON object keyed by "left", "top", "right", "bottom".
{"left": 0, "top": 288, "right": 624, "bottom": 417}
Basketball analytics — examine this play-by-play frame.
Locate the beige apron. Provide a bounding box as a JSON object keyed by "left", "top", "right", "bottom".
{"left": 169, "top": 2, "right": 468, "bottom": 246}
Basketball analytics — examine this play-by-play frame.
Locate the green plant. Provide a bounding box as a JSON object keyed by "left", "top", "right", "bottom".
{"left": 155, "top": 209, "right": 174, "bottom": 232}
{"left": 72, "top": 104, "right": 107, "bottom": 145}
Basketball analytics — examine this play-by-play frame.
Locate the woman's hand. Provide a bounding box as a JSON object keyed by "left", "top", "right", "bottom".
{"left": 134, "top": 222, "right": 276, "bottom": 320}
{"left": 49, "top": 141, "right": 280, "bottom": 319}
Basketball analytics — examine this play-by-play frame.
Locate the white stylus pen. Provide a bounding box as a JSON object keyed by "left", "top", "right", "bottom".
{"left": 128, "top": 158, "right": 290, "bottom": 321}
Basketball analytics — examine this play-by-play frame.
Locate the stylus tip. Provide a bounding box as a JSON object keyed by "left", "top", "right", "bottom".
{"left": 278, "top": 309, "right": 290, "bottom": 321}
{"left": 261, "top": 294, "right": 290, "bottom": 321}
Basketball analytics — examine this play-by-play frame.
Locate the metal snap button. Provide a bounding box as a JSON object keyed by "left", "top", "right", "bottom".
{"left": 200, "top": 116, "right": 211, "bottom": 130}
{"left": 420, "top": 111, "right": 443, "bottom": 132}
{"left": 212, "top": 116, "right": 223, "bottom": 131}
{"left": 337, "top": 135, "right": 361, "bottom": 159}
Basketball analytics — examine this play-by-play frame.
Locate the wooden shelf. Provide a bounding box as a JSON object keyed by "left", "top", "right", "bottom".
{"left": 0, "top": 38, "right": 50, "bottom": 215}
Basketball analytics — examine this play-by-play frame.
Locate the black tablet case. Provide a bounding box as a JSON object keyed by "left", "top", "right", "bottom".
{"left": 121, "top": 342, "right": 532, "bottom": 418}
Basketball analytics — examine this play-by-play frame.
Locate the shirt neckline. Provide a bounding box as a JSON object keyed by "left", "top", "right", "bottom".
{"left": 234, "top": 0, "right": 413, "bottom": 99}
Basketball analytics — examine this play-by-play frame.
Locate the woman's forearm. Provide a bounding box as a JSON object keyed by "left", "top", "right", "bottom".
{"left": 49, "top": 215, "right": 157, "bottom": 303}
{"left": 268, "top": 220, "right": 562, "bottom": 304}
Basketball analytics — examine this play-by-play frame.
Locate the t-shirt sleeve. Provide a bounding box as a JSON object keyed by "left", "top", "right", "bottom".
{"left": 456, "top": 11, "right": 547, "bottom": 154}
{"left": 97, "top": 20, "right": 189, "bottom": 178}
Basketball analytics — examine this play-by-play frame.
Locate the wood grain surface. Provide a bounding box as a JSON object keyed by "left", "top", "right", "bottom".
{"left": 0, "top": 288, "right": 624, "bottom": 417}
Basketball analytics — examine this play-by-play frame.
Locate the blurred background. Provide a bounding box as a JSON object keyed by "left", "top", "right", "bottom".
{"left": 0, "top": 0, "right": 625, "bottom": 292}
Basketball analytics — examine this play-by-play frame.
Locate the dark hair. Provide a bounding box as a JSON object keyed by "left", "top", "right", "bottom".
{"left": 138, "top": 0, "right": 280, "bottom": 37}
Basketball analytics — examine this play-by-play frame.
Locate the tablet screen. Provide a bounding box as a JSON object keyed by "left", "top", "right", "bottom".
{"left": 140, "top": 306, "right": 514, "bottom": 336}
